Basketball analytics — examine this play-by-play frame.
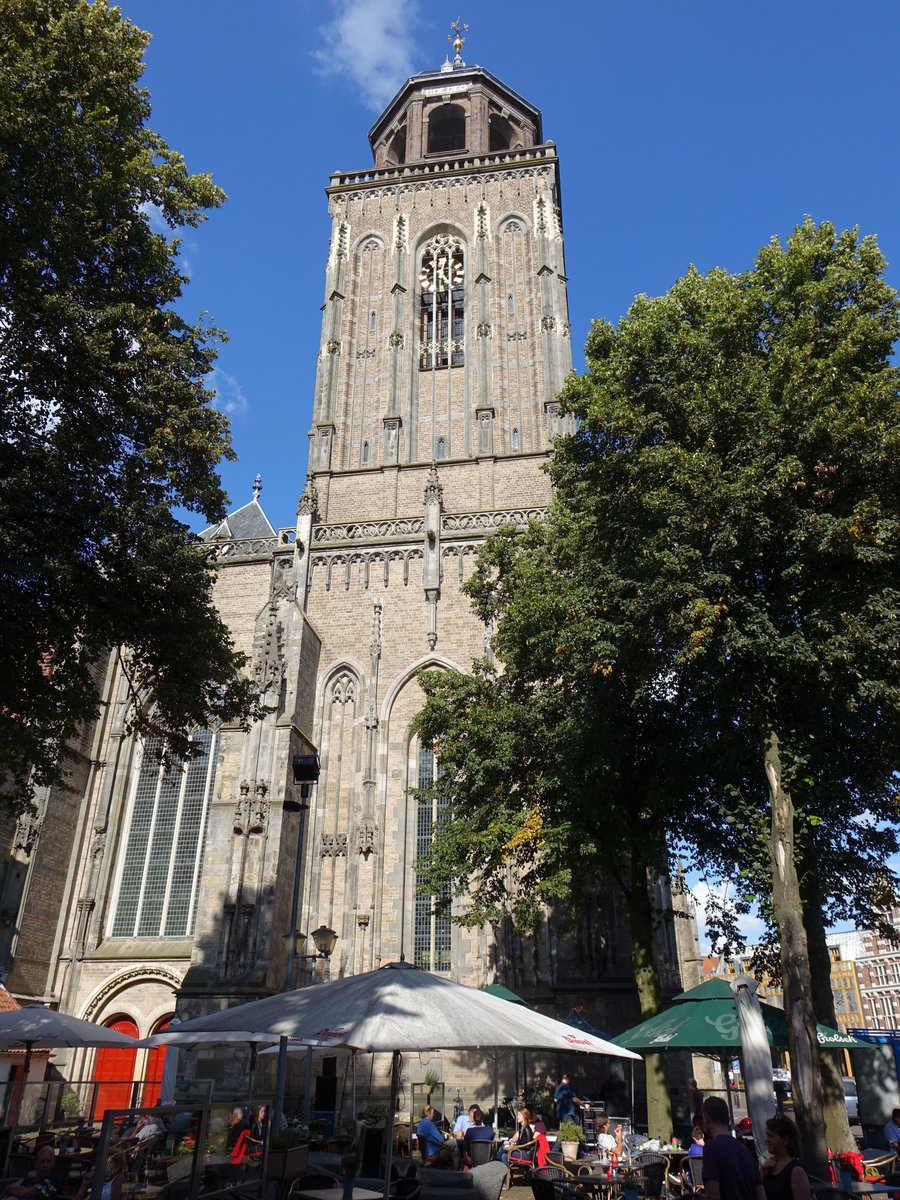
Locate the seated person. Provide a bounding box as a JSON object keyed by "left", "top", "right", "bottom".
{"left": 498, "top": 1106, "right": 534, "bottom": 1166}
{"left": 417, "top": 1105, "right": 455, "bottom": 1167}
{"left": 73, "top": 1150, "right": 126, "bottom": 1200}
{"left": 464, "top": 1107, "right": 494, "bottom": 1145}
{"left": 593, "top": 1115, "right": 624, "bottom": 1157}
{"left": 3, "top": 1144, "right": 64, "bottom": 1199}
{"left": 688, "top": 1125, "right": 705, "bottom": 1157}
{"left": 454, "top": 1105, "right": 477, "bottom": 1140}
{"left": 226, "top": 1107, "right": 249, "bottom": 1150}
{"left": 885, "top": 1108, "right": 900, "bottom": 1154}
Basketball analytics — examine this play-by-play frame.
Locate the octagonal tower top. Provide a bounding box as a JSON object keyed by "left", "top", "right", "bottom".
{"left": 368, "top": 58, "right": 544, "bottom": 170}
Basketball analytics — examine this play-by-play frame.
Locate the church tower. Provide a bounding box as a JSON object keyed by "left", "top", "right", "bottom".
{"left": 293, "top": 31, "right": 572, "bottom": 987}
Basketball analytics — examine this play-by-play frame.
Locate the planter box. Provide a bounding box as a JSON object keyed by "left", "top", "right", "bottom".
{"left": 560, "top": 1142, "right": 581, "bottom": 1161}
{"left": 267, "top": 1143, "right": 310, "bottom": 1181}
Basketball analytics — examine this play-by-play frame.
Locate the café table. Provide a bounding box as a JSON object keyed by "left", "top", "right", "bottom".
{"left": 848, "top": 1185, "right": 900, "bottom": 1196}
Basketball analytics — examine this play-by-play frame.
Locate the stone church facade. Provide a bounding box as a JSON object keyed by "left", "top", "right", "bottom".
{"left": 0, "top": 48, "right": 700, "bottom": 1104}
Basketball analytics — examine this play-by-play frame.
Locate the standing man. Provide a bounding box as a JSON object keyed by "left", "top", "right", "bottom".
{"left": 702, "top": 1097, "right": 764, "bottom": 1200}
{"left": 554, "top": 1074, "right": 580, "bottom": 1125}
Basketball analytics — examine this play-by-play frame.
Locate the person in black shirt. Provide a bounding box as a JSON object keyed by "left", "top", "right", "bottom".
{"left": 761, "top": 1117, "right": 811, "bottom": 1200}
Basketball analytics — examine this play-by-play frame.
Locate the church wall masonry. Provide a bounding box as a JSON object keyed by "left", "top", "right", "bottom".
{"left": 0, "top": 47, "right": 702, "bottom": 1114}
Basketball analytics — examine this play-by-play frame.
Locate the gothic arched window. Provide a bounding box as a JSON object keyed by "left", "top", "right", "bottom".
{"left": 414, "top": 745, "right": 452, "bottom": 972}
{"left": 111, "top": 729, "right": 218, "bottom": 938}
{"left": 419, "top": 236, "right": 464, "bottom": 370}
{"left": 362, "top": 440, "right": 370, "bottom": 464}
{"left": 437, "top": 437, "right": 446, "bottom": 459}
{"left": 427, "top": 104, "right": 466, "bottom": 155}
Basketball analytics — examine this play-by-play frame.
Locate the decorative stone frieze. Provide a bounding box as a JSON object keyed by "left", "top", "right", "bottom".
{"left": 322, "top": 832, "right": 348, "bottom": 858}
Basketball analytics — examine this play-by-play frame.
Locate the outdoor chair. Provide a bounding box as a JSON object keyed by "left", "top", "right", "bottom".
{"left": 466, "top": 1140, "right": 495, "bottom": 1167}
{"left": 289, "top": 1171, "right": 344, "bottom": 1196}
{"left": 631, "top": 1152, "right": 667, "bottom": 1200}
{"left": 862, "top": 1154, "right": 897, "bottom": 1181}
{"left": 531, "top": 1165, "right": 575, "bottom": 1200}
{"left": 392, "top": 1177, "right": 423, "bottom": 1200}
{"left": 471, "top": 1162, "right": 508, "bottom": 1200}
{"left": 505, "top": 1140, "right": 540, "bottom": 1191}
{"left": 664, "top": 1156, "right": 703, "bottom": 1199}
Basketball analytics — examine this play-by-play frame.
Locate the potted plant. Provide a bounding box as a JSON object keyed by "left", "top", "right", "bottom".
{"left": 266, "top": 1127, "right": 309, "bottom": 1181}
{"left": 423, "top": 1068, "right": 439, "bottom": 1103}
{"left": 557, "top": 1118, "right": 585, "bottom": 1161}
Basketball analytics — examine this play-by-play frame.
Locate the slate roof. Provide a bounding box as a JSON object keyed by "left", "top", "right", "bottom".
{"left": 199, "top": 497, "right": 276, "bottom": 542}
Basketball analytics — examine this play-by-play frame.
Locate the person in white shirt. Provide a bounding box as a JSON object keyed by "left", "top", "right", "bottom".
{"left": 594, "top": 1115, "right": 624, "bottom": 1157}
{"left": 454, "top": 1105, "right": 477, "bottom": 1141}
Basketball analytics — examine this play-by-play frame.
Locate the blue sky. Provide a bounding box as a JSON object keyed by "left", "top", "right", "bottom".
{"left": 118, "top": 1, "right": 899, "bottom": 947}
{"left": 119, "top": 0, "right": 900, "bottom": 533}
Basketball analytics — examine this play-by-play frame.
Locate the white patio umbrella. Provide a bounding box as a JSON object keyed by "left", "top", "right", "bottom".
{"left": 0, "top": 1005, "right": 140, "bottom": 1169}
{"left": 733, "top": 975, "right": 777, "bottom": 1159}
{"left": 172, "top": 961, "right": 637, "bottom": 1057}
{"left": 0, "top": 1005, "right": 139, "bottom": 1077}
{"left": 172, "top": 960, "right": 640, "bottom": 1198}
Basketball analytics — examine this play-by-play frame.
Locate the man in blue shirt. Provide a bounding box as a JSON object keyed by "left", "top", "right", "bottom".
{"left": 417, "top": 1105, "right": 455, "bottom": 1167}
{"left": 554, "top": 1075, "right": 580, "bottom": 1125}
{"left": 884, "top": 1108, "right": 900, "bottom": 1153}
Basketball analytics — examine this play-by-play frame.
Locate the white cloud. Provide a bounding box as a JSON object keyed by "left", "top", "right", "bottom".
{"left": 312, "top": 0, "right": 424, "bottom": 111}
{"left": 139, "top": 200, "right": 170, "bottom": 235}
{"left": 209, "top": 368, "right": 249, "bottom": 418}
{"left": 688, "top": 878, "right": 767, "bottom": 956}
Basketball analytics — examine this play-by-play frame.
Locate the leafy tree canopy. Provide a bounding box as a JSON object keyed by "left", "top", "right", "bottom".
{"left": 414, "top": 218, "right": 900, "bottom": 1155}
{"left": 0, "top": 0, "right": 259, "bottom": 807}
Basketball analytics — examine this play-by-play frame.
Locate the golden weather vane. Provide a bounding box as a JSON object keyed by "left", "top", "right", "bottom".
{"left": 448, "top": 16, "right": 468, "bottom": 56}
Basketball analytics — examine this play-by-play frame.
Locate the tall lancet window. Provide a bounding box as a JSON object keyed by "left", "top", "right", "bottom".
{"left": 111, "top": 729, "right": 217, "bottom": 938}
{"left": 419, "top": 236, "right": 465, "bottom": 370}
{"left": 414, "top": 745, "right": 452, "bottom": 972}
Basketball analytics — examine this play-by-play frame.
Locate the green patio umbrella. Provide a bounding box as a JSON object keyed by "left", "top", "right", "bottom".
{"left": 480, "top": 983, "right": 530, "bottom": 1006}
{"left": 611, "top": 977, "right": 868, "bottom": 1051}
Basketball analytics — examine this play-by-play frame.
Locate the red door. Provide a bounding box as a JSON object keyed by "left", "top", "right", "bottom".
{"left": 93, "top": 1017, "right": 138, "bottom": 1118}
{"left": 142, "top": 1017, "right": 172, "bottom": 1106}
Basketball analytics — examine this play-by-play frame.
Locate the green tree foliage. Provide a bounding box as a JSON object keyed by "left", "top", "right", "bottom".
{"left": 558, "top": 218, "right": 900, "bottom": 1172}
{"left": 0, "top": 0, "right": 258, "bottom": 806}
{"left": 415, "top": 219, "right": 900, "bottom": 1166}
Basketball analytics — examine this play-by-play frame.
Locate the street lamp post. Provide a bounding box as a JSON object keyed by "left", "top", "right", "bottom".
{"left": 298, "top": 925, "right": 338, "bottom": 1120}
{"left": 275, "top": 923, "right": 339, "bottom": 1122}
{"left": 273, "top": 754, "right": 320, "bottom": 1129}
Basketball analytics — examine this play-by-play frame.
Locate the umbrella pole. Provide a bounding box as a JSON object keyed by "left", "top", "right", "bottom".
{"left": 383, "top": 1051, "right": 401, "bottom": 1200}
{"left": 630, "top": 1060, "right": 635, "bottom": 1142}
{"left": 352, "top": 1051, "right": 357, "bottom": 1121}
{"left": 493, "top": 1053, "right": 499, "bottom": 1133}
{"left": 305, "top": 1045, "right": 313, "bottom": 1122}
{"left": 5, "top": 1042, "right": 33, "bottom": 1175}
{"left": 721, "top": 1054, "right": 734, "bottom": 1125}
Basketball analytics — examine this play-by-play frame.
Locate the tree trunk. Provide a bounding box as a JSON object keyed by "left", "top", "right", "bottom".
{"left": 800, "top": 863, "right": 857, "bottom": 1154}
{"left": 627, "top": 859, "right": 673, "bottom": 1139}
{"left": 765, "top": 730, "right": 827, "bottom": 1178}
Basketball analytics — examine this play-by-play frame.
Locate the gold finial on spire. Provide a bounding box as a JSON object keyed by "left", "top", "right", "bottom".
{"left": 448, "top": 15, "right": 468, "bottom": 57}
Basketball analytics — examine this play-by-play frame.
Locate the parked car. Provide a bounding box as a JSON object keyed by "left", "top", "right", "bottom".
{"left": 843, "top": 1076, "right": 859, "bottom": 1121}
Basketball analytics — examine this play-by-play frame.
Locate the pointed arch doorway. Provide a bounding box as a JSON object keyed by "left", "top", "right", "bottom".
{"left": 93, "top": 1016, "right": 138, "bottom": 1117}
{"left": 141, "top": 1016, "right": 173, "bottom": 1106}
